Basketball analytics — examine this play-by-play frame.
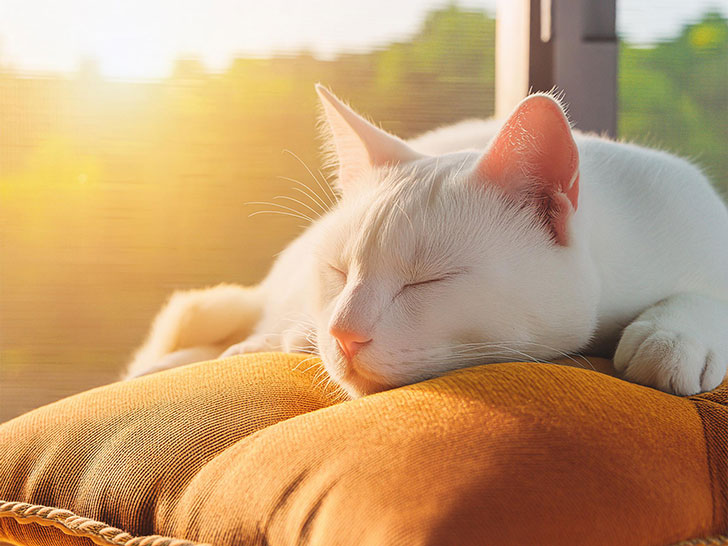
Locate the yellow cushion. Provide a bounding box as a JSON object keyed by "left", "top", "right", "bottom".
{"left": 0, "top": 353, "right": 727, "bottom": 545}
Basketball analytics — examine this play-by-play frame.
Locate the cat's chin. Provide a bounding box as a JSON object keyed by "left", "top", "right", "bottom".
{"left": 340, "top": 371, "right": 391, "bottom": 398}
{"left": 324, "top": 359, "right": 393, "bottom": 398}
{"left": 341, "top": 372, "right": 393, "bottom": 398}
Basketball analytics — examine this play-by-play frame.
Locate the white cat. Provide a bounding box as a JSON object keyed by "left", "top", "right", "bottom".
{"left": 125, "top": 85, "right": 728, "bottom": 398}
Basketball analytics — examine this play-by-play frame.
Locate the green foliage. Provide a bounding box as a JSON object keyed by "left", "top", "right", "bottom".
{"left": 619, "top": 11, "right": 728, "bottom": 191}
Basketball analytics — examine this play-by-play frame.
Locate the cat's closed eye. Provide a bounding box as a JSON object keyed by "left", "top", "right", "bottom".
{"left": 402, "top": 277, "right": 447, "bottom": 290}
{"left": 399, "top": 267, "right": 468, "bottom": 296}
{"left": 398, "top": 273, "right": 462, "bottom": 298}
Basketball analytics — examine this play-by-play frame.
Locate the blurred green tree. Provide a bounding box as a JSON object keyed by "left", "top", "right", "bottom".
{"left": 619, "top": 11, "right": 728, "bottom": 191}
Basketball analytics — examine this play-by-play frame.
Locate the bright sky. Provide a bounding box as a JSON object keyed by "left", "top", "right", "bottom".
{"left": 0, "top": 0, "right": 725, "bottom": 80}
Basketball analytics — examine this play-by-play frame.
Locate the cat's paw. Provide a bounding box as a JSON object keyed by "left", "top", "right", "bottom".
{"left": 220, "top": 335, "right": 274, "bottom": 358}
{"left": 614, "top": 320, "right": 727, "bottom": 395}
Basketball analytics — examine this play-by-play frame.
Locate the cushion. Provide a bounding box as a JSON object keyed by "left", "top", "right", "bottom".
{"left": 0, "top": 352, "right": 727, "bottom": 546}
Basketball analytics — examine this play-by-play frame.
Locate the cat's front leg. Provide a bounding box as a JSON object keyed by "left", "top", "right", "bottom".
{"left": 220, "top": 325, "right": 316, "bottom": 358}
{"left": 614, "top": 293, "right": 728, "bottom": 395}
{"left": 220, "top": 334, "right": 281, "bottom": 357}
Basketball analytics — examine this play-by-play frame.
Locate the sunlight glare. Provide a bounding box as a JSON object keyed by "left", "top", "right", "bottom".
{"left": 0, "top": 0, "right": 498, "bottom": 79}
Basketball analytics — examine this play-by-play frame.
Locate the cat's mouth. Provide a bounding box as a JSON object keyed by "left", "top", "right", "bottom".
{"left": 317, "top": 334, "right": 396, "bottom": 397}
{"left": 342, "top": 359, "right": 394, "bottom": 396}
{"left": 341, "top": 366, "right": 391, "bottom": 397}
{"left": 322, "top": 348, "right": 392, "bottom": 398}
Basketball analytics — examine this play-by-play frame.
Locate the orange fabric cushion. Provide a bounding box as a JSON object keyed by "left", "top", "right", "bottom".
{"left": 0, "top": 353, "right": 727, "bottom": 545}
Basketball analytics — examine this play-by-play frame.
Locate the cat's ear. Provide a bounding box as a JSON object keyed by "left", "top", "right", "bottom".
{"left": 316, "top": 84, "right": 422, "bottom": 190}
{"left": 474, "top": 94, "right": 579, "bottom": 245}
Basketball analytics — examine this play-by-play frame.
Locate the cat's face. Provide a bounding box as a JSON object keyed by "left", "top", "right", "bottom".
{"left": 311, "top": 86, "right": 599, "bottom": 397}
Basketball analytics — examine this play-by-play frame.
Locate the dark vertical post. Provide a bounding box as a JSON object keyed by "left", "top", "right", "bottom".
{"left": 550, "top": 0, "right": 617, "bottom": 136}
{"left": 528, "top": 0, "right": 554, "bottom": 93}
{"left": 496, "top": 0, "right": 617, "bottom": 137}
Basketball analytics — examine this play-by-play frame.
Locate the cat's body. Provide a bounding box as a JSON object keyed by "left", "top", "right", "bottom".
{"left": 126, "top": 87, "right": 728, "bottom": 398}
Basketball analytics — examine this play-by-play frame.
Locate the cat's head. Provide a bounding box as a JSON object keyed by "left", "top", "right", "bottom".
{"left": 312, "top": 85, "right": 599, "bottom": 398}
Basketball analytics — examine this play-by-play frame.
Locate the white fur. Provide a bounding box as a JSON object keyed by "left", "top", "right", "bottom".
{"left": 126, "top": 90, "right": 728, "bottom": 398}
{"left": 125, "top": 284, "right": 262, "bottom": 378}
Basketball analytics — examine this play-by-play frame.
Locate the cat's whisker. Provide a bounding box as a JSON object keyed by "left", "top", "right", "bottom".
{"left": 311, "top": 368, "right": 328, "bottom": 389}
{"left": 283, "top": 149, "right": 336, "bottom": 209}
{"left": 512, "top": 342, "right": 592, "bottom": 370}
{"left": 293, "top": 337, "right": 318, "bottom": 353}
{"left": 277, "top": 175, "right": 331, "bottom": 213}
{"left": 248, "top": 204, "right": 313, "bottom": 222}
{"left": 324, "top": 376, "right": 336, "bottom": 393}
{"left": 476, "top": 346, "right": 544, "bottom": 363}
{"left": 273, "top": 195, "right": 322, "bottom": 219}
{"left": 292, "top": 354, "right": 320, "bottom": 372}
{"left": 246, "top": 201, "right": 316, "bottom": 223}
{"left": 326, "top": 379, "right": 348, "bottom": 402}
{"left": 316, "top": 374, "right": 329, "bottom": 392}
{"left": 327, "top": 377, "right": 343, "bottom": 397}
{"left": 248, "top": 210, "right": 314, "bottom": 224}
{"left": 307, "top": 164, "right": 337, "bottom": 208}
{"left": 292, "top": 358, "right": 315, "bottom": 373}
{"left": 447, "top": 340, "right": 593, "bottom": 371}
{"left": 436, "top": 344, "right": 549, "bottom": 366}
{"left": 301, "top": 360, "right": 323, "bottom": 374}
{"left": 289, "top": 187, "right": 329, "bottom": 214}
{"left": 448, "top": 349, "right": 542, "bottom": 364}
{"left": 313, "top": 373, "right": 329, "bottom": 392}
{"left": 441, "top": 352, "right": 520, "bottom": 364}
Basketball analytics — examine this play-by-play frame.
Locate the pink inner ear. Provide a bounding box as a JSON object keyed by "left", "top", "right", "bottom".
{"left": 478, "top": 95, "right": 580, "bottom": 245}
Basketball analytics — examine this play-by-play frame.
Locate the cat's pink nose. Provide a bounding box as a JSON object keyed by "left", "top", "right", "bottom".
{"left": 330, "top": 327, "right": 372, "bottom": 360}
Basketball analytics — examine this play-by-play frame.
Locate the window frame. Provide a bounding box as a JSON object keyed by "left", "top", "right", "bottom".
{"left": 496, "top": 0, "right": 617, "bottom": 137}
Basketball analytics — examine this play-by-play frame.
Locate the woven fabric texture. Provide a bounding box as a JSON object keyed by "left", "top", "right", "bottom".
{"left": 0, "top": 352, "right": 727, "bottom": 545}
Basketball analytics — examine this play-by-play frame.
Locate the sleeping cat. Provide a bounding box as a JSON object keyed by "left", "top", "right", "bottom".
{"left": 125, "top": 85, "right": 728, "bottom": 398}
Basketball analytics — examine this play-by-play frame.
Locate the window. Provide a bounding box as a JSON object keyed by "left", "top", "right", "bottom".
{"left": 2, "top": 0, "right": 725, "bottom": 422}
